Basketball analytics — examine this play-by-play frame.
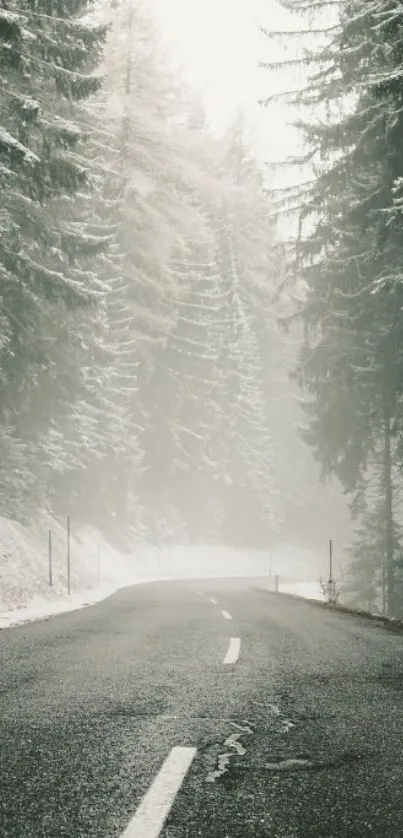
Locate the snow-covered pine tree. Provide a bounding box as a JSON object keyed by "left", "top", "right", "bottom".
{"left": 100, "top": 0, "right": 202, "bottom": 349}
{"left": 140, "top": 223, "right": 230, "bottom": 543}
{"left": 89, "top": 1, "right": 217, "bottom": 541}
{"left": 139, "top": 117, "right": 283, "bottom": 546}
{"left": 207, "top": 211, "right": 278, "bottom": 544}
{"left": 0, "top": 1, "right": 108, "bottom": 517}
{"left": 205, "top": 125, "right": 281, "bottom": 545}
{"left": 261, "top": 0, "right": 403, "bottom": 613}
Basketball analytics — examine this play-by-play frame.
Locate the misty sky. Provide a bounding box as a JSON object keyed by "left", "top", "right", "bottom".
{"left": 146, "top": 0, "right": 301, "bottom": 163}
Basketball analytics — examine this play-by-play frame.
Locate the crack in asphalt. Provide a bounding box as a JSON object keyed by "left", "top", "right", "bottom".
{"left": 205, "top": 722, "right": 254, "bottom": 783}
{"left": 263, "top": 750, "right": 365, "bottom": 773}
{"left": 265, "top": 757, "right": 312, "bottom": 770}
{"left": 253, "top": 698, "right": 296, "bottom": 736}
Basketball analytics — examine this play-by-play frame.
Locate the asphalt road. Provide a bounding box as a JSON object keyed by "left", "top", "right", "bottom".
{"left": 2, "top": 577, "right": 403, "bottom": 838}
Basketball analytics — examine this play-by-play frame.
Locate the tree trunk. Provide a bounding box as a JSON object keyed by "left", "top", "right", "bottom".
{"left": 383, "top": 409, "right": 395, "bottom": 616}
{"left": 120, "top": 0, "right": 133, "bottom": 153}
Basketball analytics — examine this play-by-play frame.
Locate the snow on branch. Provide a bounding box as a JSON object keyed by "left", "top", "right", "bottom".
{"left": 0, "top": 127, "right": 39, "bottom": 165}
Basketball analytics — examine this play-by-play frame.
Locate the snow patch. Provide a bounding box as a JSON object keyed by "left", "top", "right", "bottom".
{"left": 279, "top": 581, "right": 326, "bottom": 601}
{"left": 0, "top": 513, "right": 143, "bottom": 628}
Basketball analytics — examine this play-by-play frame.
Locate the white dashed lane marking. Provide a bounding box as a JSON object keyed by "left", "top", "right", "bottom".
{"left": 209, "top": 598, "right": 218, "bottom": 605}
{"left": 121, "top": 746, "right": 197, "bottom": 838}
{"left": 221, "top": 610, "right": 232, "bottom": 620}
{"left": 223, "top": 637, "right": 241, "bottom": 665}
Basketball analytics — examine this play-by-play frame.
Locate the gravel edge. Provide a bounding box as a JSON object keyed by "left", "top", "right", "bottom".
{"left": 261, "top": 588, "right": 403, "bottom": 633}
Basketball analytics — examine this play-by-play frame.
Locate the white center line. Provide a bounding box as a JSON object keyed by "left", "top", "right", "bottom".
{"left": 121, "top": 746, "right": 196, "bottom": 838}
{"left": 221, "top": 610, "right": 232, "bottom": 620}
{"left": 209, "top": 598, "right": 218, "bottom": 605}
{"left": 223, "top": 637, "right": 241, "bottom": 665}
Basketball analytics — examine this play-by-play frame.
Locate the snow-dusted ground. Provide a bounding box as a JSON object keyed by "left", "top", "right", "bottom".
{"left": 271, "top": 578, "right": 325, "bottom": 602}
{"left": 0, "top": 586, "right": 120, "bottom": 629}
{"left": 0, "top": 513, "right": 138, "bottom": 628}
{"left": 0, "top": 516, "right": 324, "bottom": 628}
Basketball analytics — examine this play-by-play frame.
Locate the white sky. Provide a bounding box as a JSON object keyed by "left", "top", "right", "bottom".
{"left": 146, "top": 0, "right": 302, "bottom": 163}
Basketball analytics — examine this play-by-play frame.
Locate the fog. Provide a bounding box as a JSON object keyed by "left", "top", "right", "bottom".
{"left": 5, "top": 6, "right": 403, "bottom": 838}
{"left": 0, "top": 0, "right": 389, "bottom": 622}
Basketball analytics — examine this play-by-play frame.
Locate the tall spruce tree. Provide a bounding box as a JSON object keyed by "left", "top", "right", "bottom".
{"left": 0, "top": 2, "right": 108, "bottom": 518}
{"left": 140, "top": 120, "right": 282, "bottom": 546}
{"left": 86, "top": 0, "right": 213, "bottom": 541}
{"left": 262, "top": 0, "right": 403, "bottom": 613}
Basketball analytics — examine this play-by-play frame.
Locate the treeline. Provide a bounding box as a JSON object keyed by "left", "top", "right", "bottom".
{"left": 262, "top": 0, "right": 403, "bottom": 614}
{"left": 0, "top": 0, "right": 300, "bottom": 550}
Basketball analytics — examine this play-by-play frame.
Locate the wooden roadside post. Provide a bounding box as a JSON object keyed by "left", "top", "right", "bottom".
{"left": 67, "top": 515, "right": 71, "bottom": 595}
{"left": 48, "top": 529, "right": 53, "bottom": 587}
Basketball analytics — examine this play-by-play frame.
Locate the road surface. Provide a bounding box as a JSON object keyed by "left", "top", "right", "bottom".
{"left": 1, "top": 577, "right": 403, "bottom": 837}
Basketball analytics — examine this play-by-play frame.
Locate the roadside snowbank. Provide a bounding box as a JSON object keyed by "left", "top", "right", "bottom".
{"left": 0, "top": 518, "right": 323, "bottom": 629}
{"left": 0, "top": 585, "right": 117, "bottom": 629}
{"left": 0, "top": 513, "right": 141, "bottom": 628}
{"left": 278, "top": 580, "right": 325, "bottom": 601}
